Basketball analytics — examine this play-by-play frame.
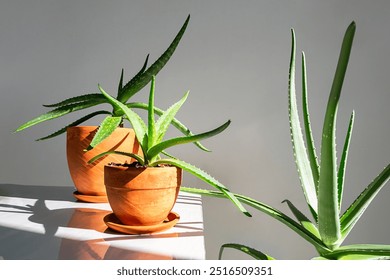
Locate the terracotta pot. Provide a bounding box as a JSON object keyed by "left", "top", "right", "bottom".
{"left": 66, "top": 126, "right": 140, "bottom": 200}
{"left": 104, "top": 164, "right": 182, "bottom": 226}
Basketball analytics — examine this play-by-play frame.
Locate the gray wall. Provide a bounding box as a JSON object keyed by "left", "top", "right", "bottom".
{"left": 1, "top": 0, "right": 389, "bottom": 259}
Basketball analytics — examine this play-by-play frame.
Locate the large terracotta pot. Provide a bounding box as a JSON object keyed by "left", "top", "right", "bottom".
{"left": 66, "top": 126, "right": 140, "bottom": 202}
{"left": 104, "top": 164, "right": 182, "bottom": 226}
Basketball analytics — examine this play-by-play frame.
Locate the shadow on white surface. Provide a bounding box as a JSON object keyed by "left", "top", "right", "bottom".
{"left": 0, "top": 184, "right": 205, "bottom": 259}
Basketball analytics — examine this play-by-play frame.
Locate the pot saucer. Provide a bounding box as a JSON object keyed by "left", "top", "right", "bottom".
{"left": 73, "top": 191, "right": 108, "bottom": 203}
{"left": 104, "top": 212, "right": 180, "bottom": 235}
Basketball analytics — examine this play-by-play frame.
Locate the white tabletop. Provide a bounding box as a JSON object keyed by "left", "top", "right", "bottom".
{"left": 0, "top": 184, "right": 205, "bottom": 260}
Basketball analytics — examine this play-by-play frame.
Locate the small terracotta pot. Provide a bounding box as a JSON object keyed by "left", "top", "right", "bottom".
{"left": 66, "top": 126, "right": 140, "bottom": 198}
{"left": 104, "top": 164, "right": 182, "bottom": 226}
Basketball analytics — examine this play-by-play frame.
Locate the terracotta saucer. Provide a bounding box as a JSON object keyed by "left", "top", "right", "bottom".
{"left": 104, "top": 212, "right": 180, "bottom": 235}
{"left": 73, "top": 191, "right": 108, "bottom": 203}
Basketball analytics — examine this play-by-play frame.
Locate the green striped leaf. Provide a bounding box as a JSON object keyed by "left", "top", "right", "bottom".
{"left": 36, "top": 110, "right": 111, "bottom": 141}
{"left": 317, "top": 21, "right": 355, "bottom": 248}
{"left": 117, "top": 54, "right": 149, "bottom": 99}
{"left": 147, "top": 120, "right": 230, "bottom": 160}
{"left": 301, "top": 52, "right": 320, "bottom": 190}
{"left": 337, "top": 111, "right": 355, "bottom": 210}
{"left": 156, "top": 91, "right": 189, "bottom": 143}
{"left": 219, "top": 243, "right": 275, "bottom": 260}
{"left": 98, "top": 85, "right": 148, "bottom": 156}
{"left": 118, "top": 15, "right": 190, "bottom": 103}
{"left": 340, "top": 163, "right": 390, "bottom": 241}
{"left": 86, "top": 115, "right": 123, "bottom": 150}
{"left": 127, "top": 102, "right": 210, "bottom": 152}
{"left": 282, "top": 199, "right": 321, "bottom": 239}
{"left": 181, "top": 186, "right": 330, "bottom": 254}
{"left": 147, "top": 77, "right": 157, "bottom": 151}
{"left": 155, "top": 161, "right": 251, "bottom": 217}
{"left": 15, "top": 99, "right": 105, "bottom": 132}
{"left": 323, "top": 244, "right": 390, "bottom": 260}
{"left": 42, "top": 93, "right": 105, "bottom": 107}
{"left": 288, "top": 29, "right": 318, "bottom": 220}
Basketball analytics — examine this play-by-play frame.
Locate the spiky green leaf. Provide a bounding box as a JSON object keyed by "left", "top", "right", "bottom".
{"left": 42, "top": 93, "right": 105, "bottom": 107}
{"left": 36, "top": 110, "right": 111, "bottom": 141}
{"left": 117, "top": 69, "right": 124, "bottom": 95}
{"left": 219, "top": 243, "right": 275, "bottom": 260}
{"left": 98, "top": 85, "right": 148, "bottom": 156}
{"left": 288, "top": 29, "right": 318, "bottom": 220}
{"left": 15, "top": 99, "right": 106, "bottom": 132}
{"left": 127, "top": 102, "right": 210, "bottom": 152}
{"left": 181, "top": 186, "right": 330, "bottom": 254}
{"left": 147, "top": 77, "right": 157, "bottom": 150}
{"left": 147, "top": 120, "right": 230, "bottom": 160}
{"left": 317, "top": 21, "right": 355, "bottom": 248}
{"left": 155, "top": 160, "right": 251, "bottom": 217}
{"left": 282, "top": 199, "right": 321, "bottom": 239}
{"left": 301, "top": 52, "right": 320, "bottom": 188}
{"left": 118, "top": 15, "right": 190, "bottom": 103}
{"left": 86, "top": 116, "right": 123, "bottom": 151}
{"left": 117, "top": 54, "right": 149, "bottom": 99}
{"left": 156, "top": 91, "right": 189, "bottom": 143}
{"left": 340, "top": 163, "right": 390, "bottom": 241}
{"left": 337, "top": 111, "right": 355, "bottom": 210}
{"left": 323, "top": 244, "right": 390, "bottom": 260}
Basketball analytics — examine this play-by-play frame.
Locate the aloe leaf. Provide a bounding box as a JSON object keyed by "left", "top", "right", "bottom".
{"left": 147, "top": 120, "right": 230, "bottom": 160}
{"left": 42, "top": 93, "right": 106, "bottom": 107}
{"left": 181, "top": 187, "right": 330, "bottom": 254}
{"left": 282, "top": 199, "right": 321, "bottom": 239}
{"left": 323, "top": 244, "right": 390, "bottom": 260}
{"left": 117, "top": 69, "right": 124, "bottom": 95}
{"left": 147, "top": 77, "right": 157, "bottom": 150}
{"left": 15, "top": 99, "right": 105, "bottom": 132}
{"left": 118, "top": 15, "right": 190, "bottom": 103}
{"left": 219, "top": 243, "right": 275, "bottom": 260}
{"left": 85, "top": 115, "right": 123, "bottom": 151}
{"left": 301, "top": 52, "right": 320, "bottom": 187}
{"left": 155, "top": 160, "right": 251, "bottom": 217}
{"left": 117, "top": 54, "right": 149, "bottom": 99}
{"left": 288, "top": 29, "right": 318, "bottom": 220}
{"left": 317, "top": 22, "right": 355, "bottom": 248}
{"left": 340, "top": 163, "right": 390, "bottom": 241}
{"left": 36, "top": 110, "right": 111, "bottom": 141}
{"left": 156, "top": 91, "right": 189, "bottom": 143}
{"left": 127, "top": 102, "right": 210, "bottom": 152}
{"left": 337, "top": 111, "right": 355, "bottom": 210}
{"left": 88, "top": 150, "right": 145, "bottom": 166}
{"left": 98, "top": 85, "right": 148, "bottom": 156}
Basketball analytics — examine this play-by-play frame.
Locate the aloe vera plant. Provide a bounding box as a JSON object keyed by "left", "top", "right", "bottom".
{"left": 89, "top": 76, "right": 251, "bottom": 217}
{"left": 183, "top": 22, "right": 390, "bottom": 260}
{"left": 14, "top": 15, "right": 206, "bottom": 151}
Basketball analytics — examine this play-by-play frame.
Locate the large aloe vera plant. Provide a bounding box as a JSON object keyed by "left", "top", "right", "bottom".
{"left": 15, "top": 15, "right": 206, "bottom": 151}
{"left": 183, "top": 22, "right": 390, "bottom": 259}
{"left": 90, "top": 76, "right": 251, "bottom": 217}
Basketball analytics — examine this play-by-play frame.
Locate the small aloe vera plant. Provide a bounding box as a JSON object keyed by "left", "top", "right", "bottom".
{"left": 15, "top": 15, "right": 206, "bottom": 151}
{"left": 184, "top": 22, "right": 390, "bottom": 260}
{"left": 89, "top": 76, "right": 251, "bottom": 217}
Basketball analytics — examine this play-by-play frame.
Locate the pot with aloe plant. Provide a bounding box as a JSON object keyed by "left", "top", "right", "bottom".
{"left": 89, "top": 76, "right": 250, "bottom": 234}
{"left": 14, "top": 16, "right": 207, "bottom": 202}
{"left": 184, "top": 22, "right": 390, "bottom": 260}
